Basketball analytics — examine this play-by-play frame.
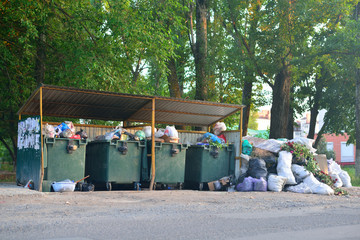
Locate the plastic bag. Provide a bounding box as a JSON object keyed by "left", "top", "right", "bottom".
{"left": 104, "top": 128, "right": 122, "bottom": 140}
{"left": 44, "top": 124, "right": 55, "bottom": 138}
{"left": 329, "top": 173, "right": 343, "bottom": 188}
{"left": 236, "top": 176, "right": 255, "bottom": 191}
{"left": 200, "top": 132, "right": 223, "bottom": 144}
{"left": 135, "top": 130, "right": 146, "bottom": 140}
{"left": 164, "top": 126, "right": 178, "bottom": 138}
{"left": 267, "top": 174, "right": 287, "bottom": 192}
{"left": 240, "top": 154, "right": 250, "bottom": 175}
{"left": 339, "top": 170, "right": 352, "bottom": 187}
{"left": 253, "top": 177, "right": 267, "bottom": 192}
{"left": 213, "top": 122, "right": 226, "bottom": 136}
{"left": 75, "top": 129, "right": 88, "bottom": 139}
{"left": 143, "top": 126, "right": 154, "bottom": 138}
{"left": 289, "top": 137, "right": 316, "bottom": 153}
{"left": 291, "top": 164, "right": 310, "bottom": 180}
{"left": 277, "top": 151, "right": 296, "bottom": 185}
{"left": 247, "top": 158, "right": 268, "bottom": 179}
{"left": 286, "top": 182, "right": 312, "bottom": 194}
{"left": 65, "top": 121, "right": 75, "bottom": 134}
{"left": 327, "top": 159, "right": 342, "bottom": 175}
{"left": 155, "top": 129, "right": 165, "bottom": 138}
{"left": 60, "top": 128, "right": 73, "bottom": 138}
{"left": 303, "top": 174, "right": 334, "bottom": 195}
{"left": 242, "top": 140, "right": 253, "bottom": 155}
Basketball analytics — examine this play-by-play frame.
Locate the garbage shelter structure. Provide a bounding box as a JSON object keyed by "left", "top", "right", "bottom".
{"left": 17, "top": 84, "right": 244, "bottom": 192}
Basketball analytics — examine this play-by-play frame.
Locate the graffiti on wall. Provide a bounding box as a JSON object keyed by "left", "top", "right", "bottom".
{"left": 18, "top": 117, "right": 41, "bottom": 150}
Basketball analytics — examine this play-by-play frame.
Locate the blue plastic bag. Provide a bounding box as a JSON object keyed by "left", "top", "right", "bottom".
{"left": 242, "top": 140, "right": 253, "bottom": 155}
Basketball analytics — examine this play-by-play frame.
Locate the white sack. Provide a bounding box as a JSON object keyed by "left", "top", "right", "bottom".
{"left": 303, "top": 174, "right": 334, "bottom": 195}
{"left": 155, "top": 129, "right": 165, "bottom": 138}
{"left": 267, "top": 174, "right": 287, "bottom": 192}
{"left": 291, "top": 164, "right": 311, "bottom": 180}
{"left": 329, "top": 173, "right": 343, "bottom": 188}
{"left": 289, "top": 137, "right": 316, "bottom": 153}
{"left": 286, "top": 183, "right": 312, "bottom": 194}
{"left": 339, "top": 170, "right": 352, "bottom": 187}
{"left": 327, "top": 159, "right": 342, "bottom": 175}
{"left": 277, "top": 151, "right": 297, "bottom": 185}
{"left": 255, "top": 139, "right": 283, "bottom": 154}
{"left": 240, "top": 153, "right": 250, "bottom": 175}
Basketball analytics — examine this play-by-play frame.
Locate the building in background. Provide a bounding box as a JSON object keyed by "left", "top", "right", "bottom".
{"left": 256, "top": 108, "right": 355, "bottom": 165}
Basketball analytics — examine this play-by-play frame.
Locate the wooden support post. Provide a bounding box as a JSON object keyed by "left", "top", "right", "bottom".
{"left": 149, "top": 98, "right": 156, "bottom": 191}
{"left": 239, "top": 108, "right": 243, "bottom": 169}
{"left": 19, "top": 114, "right": 21, "bottom": 120}
{"left": 39, "top": 87, "right": 44, "bottom": 192}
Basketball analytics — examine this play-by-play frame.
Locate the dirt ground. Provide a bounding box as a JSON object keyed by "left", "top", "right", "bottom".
{"left": 1, "top": 184, "right": 360, "bottom": 240}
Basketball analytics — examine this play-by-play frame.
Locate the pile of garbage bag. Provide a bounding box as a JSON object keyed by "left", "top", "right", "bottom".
{"left": 235, "top": 137, "right": 352, "bottom": 195}
{"left": 95, "top": 125, "right": 180, "bottom": 143}
{"left": 43, "top": 121, "right": 88, "bottom": 139}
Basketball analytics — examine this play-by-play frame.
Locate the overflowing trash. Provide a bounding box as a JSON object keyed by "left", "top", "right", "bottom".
{"left": 220, "top": 136, "right": 352, "bottom": 196}
{"left": 197, "top": 122, "right": 227, "bottom": 146}
{"left": 43, "top": 121, "right": 88, "bottom": 140}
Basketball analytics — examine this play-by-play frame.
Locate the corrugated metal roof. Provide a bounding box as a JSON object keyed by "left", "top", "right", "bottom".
{"left": 18, "top": 84, "right": 244, "bottom": 127}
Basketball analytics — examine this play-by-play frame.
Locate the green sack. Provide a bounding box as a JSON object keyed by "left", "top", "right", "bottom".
{"left": 242, "top": 139, "right": 253, "bottom": 155}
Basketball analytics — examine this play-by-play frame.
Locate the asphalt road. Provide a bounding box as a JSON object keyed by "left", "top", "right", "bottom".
{"left": 0, "top": 184, "right": 359, "bottom": 240}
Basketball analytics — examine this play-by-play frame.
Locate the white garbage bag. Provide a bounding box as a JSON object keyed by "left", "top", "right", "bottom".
{"left": 327, "top": 159, "right": 342, "bottom": 175}
{"left": 303, "top": 174, "right": 334, "bottom": 195}
{"left": 286, "top": 182, "right": 312, "bottom": 194}
{"left": 329, "top": 173, "right": 343, "bottom": 188}
{"left": 267, "top": 174, "right": 287, "bottom": 192}
{"left": 339, "top": 170, "right": 352, "bottom": 187}
{"left": 291, "top": 164, "right": 311, "bottom": 180}
{"left": 277, "top": 151, "right": 297, "bottom": 185}
{"left": 240, "top": 154, "right": 250, "bottom": 175}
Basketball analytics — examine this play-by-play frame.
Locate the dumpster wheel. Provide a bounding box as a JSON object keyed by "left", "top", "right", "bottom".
{"left": 106, "top": 182, "right": 112, "bottom": 191}
{"left": 199, "top": 183, "right": 203, "bottom": 191}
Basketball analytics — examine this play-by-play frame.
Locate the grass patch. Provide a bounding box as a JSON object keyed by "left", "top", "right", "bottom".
{"left": 0, "top": 162, "right": 15, "bottom": 182}
{"left": 342, "top": 165, "right": 360, "bottom": 187}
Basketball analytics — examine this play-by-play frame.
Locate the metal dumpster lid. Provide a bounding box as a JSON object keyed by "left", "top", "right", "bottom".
{"left": 17, "top": 84, "right": 244, "bottom": 127}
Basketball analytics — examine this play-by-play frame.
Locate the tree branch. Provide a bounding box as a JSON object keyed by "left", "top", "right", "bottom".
{"left": 53, "top": 2, "right": 98, "bottom": 47}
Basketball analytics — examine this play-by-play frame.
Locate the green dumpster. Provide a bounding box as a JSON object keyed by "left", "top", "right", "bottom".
{"left": 184, "top": 144, "right": 235, "bottom": 190}
{"left": 42, "top": 138, "right": 88, "bottom": 192}
{"left": 85, "top": 140, "right": 146, "bottom": 191}
{"left": 142, "top": 142, "right": 188, "bottom": 189}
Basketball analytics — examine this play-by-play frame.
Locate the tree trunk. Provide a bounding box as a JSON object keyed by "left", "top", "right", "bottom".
{"left": 242, "top": 78, "right": 253, "bottom": 136}
{"left": 166, "top": 57, "right": 182, "bottom": 98}
{"left": 352, "top": 3, "right": 360, "bottom": 176}
{"left": 269, "top": 63, "right": 291, "bottom": 139}
{"left": 194, "top": 0, "right": 208, "bottom": 101}
{"left": 287, "top": 98, "right": 294, "bottom": 139}
{"left": 35, "top": 26, "right": 46, "bottom": 85}
{"left": 356, "top": 67, "right": 360, "bottom": 177}
{"left": 308, "top": 69, "right": 326, "bottom": 139}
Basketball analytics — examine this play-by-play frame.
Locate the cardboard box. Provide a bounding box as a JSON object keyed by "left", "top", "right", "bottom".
{"left": 314, "top": 154, "right": 328, "bottom": 174}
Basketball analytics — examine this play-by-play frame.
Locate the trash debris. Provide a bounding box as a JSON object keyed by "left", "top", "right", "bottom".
{"left": 253, "top": 177, "right": 267, "bottom": 192}
{"left": 242, "top": 140, "right": 253, "bottom": 155}
{"left": 291, "top": 164, "right": 311, "bottom": 180}
{"left": 267, "top": 174, "right": 287, "bottom": 192}
{"left": 247, "top": 158, "right": 267, "bottom": 179}
{"left": 285, "top": 182, "right": 312, "bottom": 194}
{"left": 236, "top": 176, "right": 255, "bottom": 192}
{"left": 51, "top": 179, "right": 76, "bottom": 192}
{"left": 277, "top": 151, "right": 296, "bottom": 185}
{"left": 303, "top": 174, "right": 334, "bottom": 195}
{"left": 24, "top": 180, "right": 34, "bottom": 189}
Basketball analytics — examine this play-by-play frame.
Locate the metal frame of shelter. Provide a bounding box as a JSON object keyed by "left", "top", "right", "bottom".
{"left": 17, "top": 84, "right": 244, "bottom": 191}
